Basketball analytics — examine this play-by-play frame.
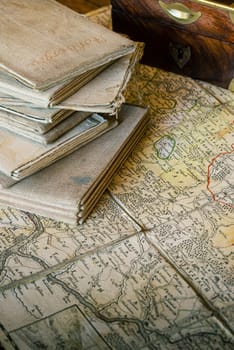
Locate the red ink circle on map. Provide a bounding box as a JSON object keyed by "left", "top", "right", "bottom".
{"left": 207, "top": 144, "right": 234, "bottom": 209}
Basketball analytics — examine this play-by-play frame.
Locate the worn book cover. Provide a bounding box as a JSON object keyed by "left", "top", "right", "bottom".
{"left": 0, "top": 104, "right": 149, "bottom": 224}
{"left": 0, "top": 47, "right": 142, "bottom": 110}
{"left": 0, "top": 94, "right": 73, "bottom": 123}
{"left": 0, "top": 109, "right": 91, "bottom": 144}
{"left": 0, "top": 113, "right": 118, "bottom": 188}
{"left": 0, "top": 64, "right": 108, "bottom": 107}
{"left": 57, "top": 46, "right": 144, "bottom": 114}
{"left": 0, "top": 0, "right": 135, "bottom": 90}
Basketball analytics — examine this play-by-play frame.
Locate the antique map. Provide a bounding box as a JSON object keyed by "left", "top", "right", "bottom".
{"left": 0, "top": 7, "right": 233, "bottom": 350}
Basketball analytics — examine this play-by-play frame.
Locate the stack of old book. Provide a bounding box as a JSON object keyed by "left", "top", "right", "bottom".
{"left": 0, "top": 0, "right": 149, "bottom": 224}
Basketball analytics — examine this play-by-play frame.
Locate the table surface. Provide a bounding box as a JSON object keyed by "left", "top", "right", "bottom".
{"left": 0, "top": 6, "right": 233, "bottom": 350}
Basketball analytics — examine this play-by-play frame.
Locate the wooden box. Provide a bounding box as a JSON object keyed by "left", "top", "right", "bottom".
{"left": 111, "top": 0, "right": 234, "bottom": 90}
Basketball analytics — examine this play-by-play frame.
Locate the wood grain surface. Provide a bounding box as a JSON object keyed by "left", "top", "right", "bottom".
{"left": 111, "top": 0, "right": 234, "bottom": 89}
{"left": 57, "top": 0, "right": 110, "bottom": 13}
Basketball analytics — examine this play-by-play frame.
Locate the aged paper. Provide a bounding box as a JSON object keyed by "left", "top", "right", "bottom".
{"left": 0, "top": 0, "right": 135, "bottom": 89}
{"left": 0, "top": 105, "right": 148, "bottom": 224}
{"left": 0, "top": 49, "right": 141, "bottom": 113}
{"left": 0, "top": 6, "right": 233, "bottom": 350}
{"left": 0, "top": 113, "right": 113, "bottom": 186}
{"left": 0, "top": 110, "right": 90, "bottom": 144}
{"left": 0, "top": 95, "right": 73, "bottom": 124}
